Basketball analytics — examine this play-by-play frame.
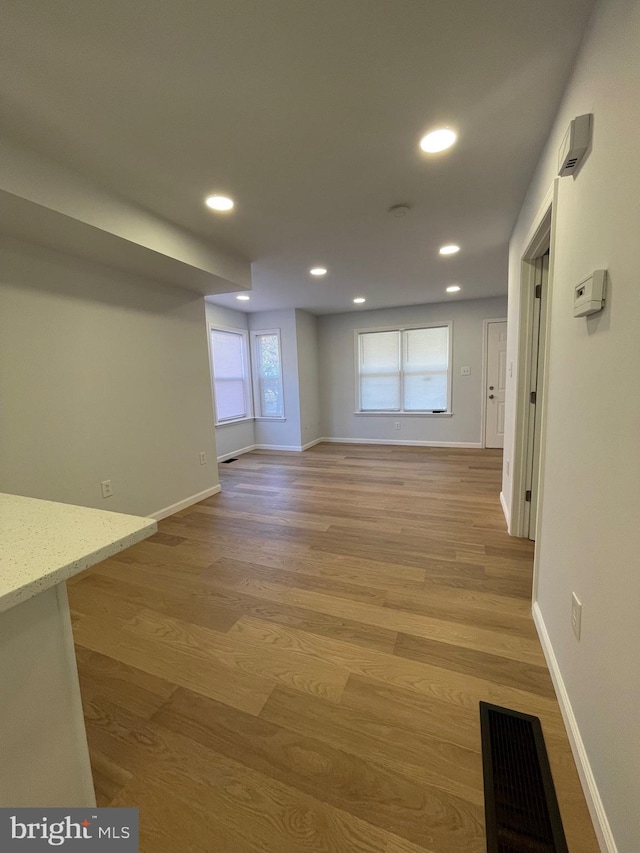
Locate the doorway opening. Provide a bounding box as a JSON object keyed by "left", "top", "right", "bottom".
{"left": 511, "top": 192, "right": 554, "bottom": 545}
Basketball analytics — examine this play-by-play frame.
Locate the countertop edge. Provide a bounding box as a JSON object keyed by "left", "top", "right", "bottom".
{"left": 0, "top": 517, "right": 157, "bottom": 614}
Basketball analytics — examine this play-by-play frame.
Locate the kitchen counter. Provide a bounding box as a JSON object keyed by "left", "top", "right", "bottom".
{"left": 0, "top": 493, "right": 157, "bottom": 806}
{"left": 0, "top": 493, "right": 157, "bottom": 613}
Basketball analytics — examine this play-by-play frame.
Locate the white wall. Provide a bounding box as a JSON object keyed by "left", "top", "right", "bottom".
{"left": 318, "top": 297, "right": 507, "bottom": 445}
{"left": 295, "top": 310, "right": 322, "bottom": 446}
{"left": 204, "top": 302, "right": 257, "bottom": 459}
{"left": 0, "top": 236, "right": 219, "bottom": 518}
{"left": 503, "top": 2, "right": 640, "bottom": 849}
{"left": 248, "top": 309, "right": 302, "bottom": 449}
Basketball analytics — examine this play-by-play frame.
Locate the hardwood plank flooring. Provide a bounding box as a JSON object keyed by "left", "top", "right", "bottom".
{"left": 68, "top": 444, "right": 599, "bottom": 853}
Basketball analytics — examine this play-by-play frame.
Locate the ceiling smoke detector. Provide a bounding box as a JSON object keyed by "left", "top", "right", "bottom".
{"left": 388, "top": 204, "right": 411, "bottom": 218}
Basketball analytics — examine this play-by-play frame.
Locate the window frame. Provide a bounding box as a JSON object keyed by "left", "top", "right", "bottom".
{"left": 354, "top": 322, "right": 454, "bottom": 415}
{"left": 250, "top": 328, "right": 286, "bottom": 421}
{"left": 208, "top": 324, "right": 254, "bottom": 426}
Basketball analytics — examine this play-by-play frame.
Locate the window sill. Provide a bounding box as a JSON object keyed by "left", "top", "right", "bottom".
{"left": 215, "top": 416, "right": 288, "bottom": 427}
{"left": 215, "top": 417, "right": 254, "bottom": 428}
{"left": 354, "top": 412, "right": 453, "bottom": 418}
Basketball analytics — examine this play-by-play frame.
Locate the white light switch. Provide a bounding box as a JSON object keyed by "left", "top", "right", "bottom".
{"left": 460, "top": 366, "right": 471, "bottom": 376}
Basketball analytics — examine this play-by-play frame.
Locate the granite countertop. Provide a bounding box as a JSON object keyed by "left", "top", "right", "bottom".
{"left": 0, "top": 493, "right": 157, "bottom": 613}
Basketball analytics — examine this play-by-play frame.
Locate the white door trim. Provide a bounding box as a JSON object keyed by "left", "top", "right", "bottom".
{"left": 511, "top": 182, "right": 554, "bottom": 536}
{"left": 524, "top": 254, "right": 549, "bottom": 539}
{"left": 511, "top": 180, "right": 558, "bottom": 608}
{"left": 481, "top": 318, "right": 508, "bottom": 448}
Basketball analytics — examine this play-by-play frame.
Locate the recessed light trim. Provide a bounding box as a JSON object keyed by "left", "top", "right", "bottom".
{"left": 310, "top": 267, "right": 328, "bottom": 277}
{"left": 439, "top": 244, "right": 460, "bottom": 255}
{"left": 388, "top": 204, "right": 411, "bottom": 218}
{"left": 420, "top": 128, "right": 457, "bottom": 153}
{"left": 205, "top": 195, "right": 234, "bottom": 211}
{"left": 236, "top": 294, "right": 250, "bottom": 301}
{"left": 353, "top": 297, "right": 366, "bottom": 304}
{"left": 446, "top": 285, "right": 461, "bottom": 293}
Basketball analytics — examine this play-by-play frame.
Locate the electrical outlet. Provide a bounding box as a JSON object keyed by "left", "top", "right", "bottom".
{"left": 101, "top": 479, "right": 113, "bottom": 499}
{"left": 571, "top": 592, "right": 582, "bottom": 640}
{"left": 460, "top": 366, "right": 471, "bottom": 376}
{"left": 394, "top": 421, "right": 401, "bottom": 430}
{"left": 199, "top": 451, "right": 207, "bottom": 465}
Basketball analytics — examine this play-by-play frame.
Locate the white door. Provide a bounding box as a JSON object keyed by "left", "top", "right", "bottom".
{"left": 485, "top": 321, "right": 507, "bottom": 448}
{"left": 524, "top": 253, "right": 549, "bottom": 540}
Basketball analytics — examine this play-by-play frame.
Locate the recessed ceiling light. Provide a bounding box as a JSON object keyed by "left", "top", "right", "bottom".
{"left": 205, "top": 195, "right": 234, "bottom": 211}
{"left": 353, "top": 297, "right": 366, "bottom": 304}
{"left": 236, "top": 294, "right": 250, "bottom": 301}
{"left": 439, "top": 244, "right": 460, "bottom": 255}
{"left": 446, "top": 285, "right": 461, "bottom": 293}
{"left": 419, "top": 128, "right": 457, "bottom": 153}
{"left": 310, "top": 267, "right": 327, "bottom": 276}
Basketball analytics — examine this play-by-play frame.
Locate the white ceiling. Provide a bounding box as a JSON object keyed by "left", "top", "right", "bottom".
{"left": 1, "top": 0, "right": 595, "bottom": 314}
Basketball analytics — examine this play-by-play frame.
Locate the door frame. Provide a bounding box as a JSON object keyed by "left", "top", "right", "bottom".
{"left": 481, "top": 318, "right": 508, "bottom": 448}
{"left": 511, "top": 180, "right": 558, "bottom": 603}
{"left": 523, "top": 254, "right": 549, "bottom": 539}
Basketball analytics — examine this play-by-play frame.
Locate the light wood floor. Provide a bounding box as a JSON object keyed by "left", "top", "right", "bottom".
{"left": 68, "top": 444, "right": 599, "bottom": 852}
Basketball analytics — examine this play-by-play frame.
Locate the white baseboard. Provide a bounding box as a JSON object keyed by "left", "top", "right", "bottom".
{"left": 532, "top": 602, "right": 616, "bottom": 853}
{"left": 150, "top": 485, "right": 222, "bottom": 521}
{"left": 319, "top": 437, "right": 483, "bottom": 449}
{"left": 217, "top": 436, "right": 481, "bottom": 457}
{"left": 253, "top": 443, "right": 304, "bottom": 451}
{"left": 217, "top": 440, "right": 321, "bottom": 459}
{"left": 217, "top": 444, "right": 257, "bottom": 462}
{"left": 500, "top": 490, "right": 510, "bottom": 528}
{"left": 300, "top": 438, "right": 323, "bottom": 451}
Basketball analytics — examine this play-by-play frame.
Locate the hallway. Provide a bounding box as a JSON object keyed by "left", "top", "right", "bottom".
{"left": 68, "top": 444, "right": 599, "bottom": 852}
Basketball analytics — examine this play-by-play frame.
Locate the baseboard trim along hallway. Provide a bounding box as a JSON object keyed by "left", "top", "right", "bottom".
{"left": 500, "top": 490, "right": 510, "bottom": 528}
{"left": 532, "top": 602, "right": 617, "bottom": 853}
{"left": 150, "top": 485, "right": 222, "bottom": 521}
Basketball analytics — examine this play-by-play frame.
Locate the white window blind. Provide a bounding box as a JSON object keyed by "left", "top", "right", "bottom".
{"left": 252, "top": 331, "right": 284, "bottom": 418}
{"left": 359, "top": 330, "right": 401, "bottom": 411}
{"left": 357, "top": 325, "right": 451, "bottom": 413}
{"left": 403, "top": 326, "right": 449, "bottom": 411}
{"left": 210, "top": 329, "right": 250, "bottom": 422}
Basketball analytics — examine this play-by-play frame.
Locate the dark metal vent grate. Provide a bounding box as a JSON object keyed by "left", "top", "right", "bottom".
{"left": 480, "top": 702, "right": 568, "bottom": 853}
{"left": 220, "top": 458, "right": 238, "bottom": 464}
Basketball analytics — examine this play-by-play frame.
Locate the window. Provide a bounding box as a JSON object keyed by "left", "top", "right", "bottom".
{"left": 252, "top": 330, "right": 284, "bottom": 418}
{"left": 356, "top": 324, "right": 452, "bottom": 413}
{"left": 208, "top": 325, "right": 285, "bottom": 425}
{"left": 209, "top": 327, "right": 252, "bottom": 423}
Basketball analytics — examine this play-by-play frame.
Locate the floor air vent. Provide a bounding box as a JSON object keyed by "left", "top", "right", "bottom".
{"left": 220, "top": 458, "right": 238, "bottom": 464}
{"left": 480, "top": 702, "right": 568, "bottom": 853}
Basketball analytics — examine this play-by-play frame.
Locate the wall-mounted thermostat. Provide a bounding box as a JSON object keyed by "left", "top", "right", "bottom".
{"left": 574, "top": 270, "right": 606, "bottom": 317}
{"left": 558, "top": 114, "right": 592, "bottom": 177}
